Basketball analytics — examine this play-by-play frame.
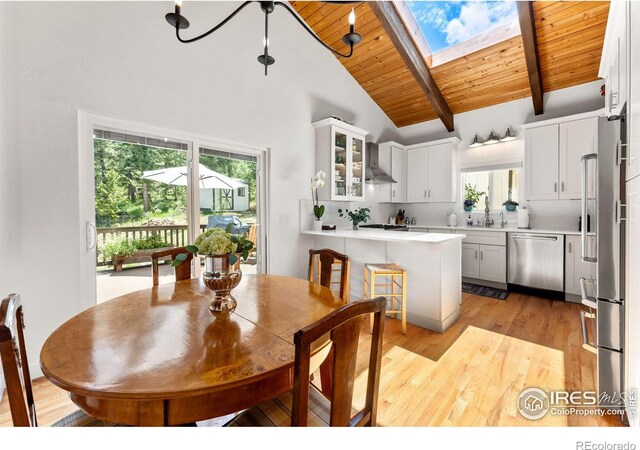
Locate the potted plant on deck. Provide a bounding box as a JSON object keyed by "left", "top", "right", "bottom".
{"left": 464, "top": 183, "right": 485, "bottom": 212}
{"left": 104, "top": 235, "right": 173, "bottom": 272}
{"left": 173, "top": 224, "right": 253, "bottom": 315}
{"left": 338, "top": 207, "right": 371, "bottom": 230}
{"left": 310, "top": 170, "right": 326, "bottom": 231}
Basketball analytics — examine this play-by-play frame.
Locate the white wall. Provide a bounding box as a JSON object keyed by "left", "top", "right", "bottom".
{"left": 0, "top": 1, "right": 402, "bottom": 368}
{"left": 393, "top": 80, "right": 605, "bottom": 229}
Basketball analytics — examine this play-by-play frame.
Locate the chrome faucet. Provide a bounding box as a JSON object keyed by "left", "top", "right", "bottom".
{"left": 500, "top": 211, "right": 508, "bottom": 228}
{"left": 484, "top": 192, "right": 494, "bottom": 227}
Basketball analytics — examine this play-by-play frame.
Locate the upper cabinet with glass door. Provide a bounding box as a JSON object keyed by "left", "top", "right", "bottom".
{"left": 313, "top": 118, "right": 369, "bottom": 201}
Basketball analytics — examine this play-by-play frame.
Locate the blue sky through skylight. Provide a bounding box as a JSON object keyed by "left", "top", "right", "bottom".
{"left": 407, "top": 1, "right": 519, "bottom": 53}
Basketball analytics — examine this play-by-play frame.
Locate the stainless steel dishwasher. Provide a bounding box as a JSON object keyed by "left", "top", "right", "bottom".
{"left": 508, "top": 233, "right": 564, "bottom": 292}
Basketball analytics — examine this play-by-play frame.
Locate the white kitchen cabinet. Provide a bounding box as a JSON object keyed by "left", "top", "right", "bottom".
{"left": 461, "top": 243, "right": 480, "bottom": 279}
{"left": 628, "top": 1, "right": 640, "bottom": 182}
{"left": 625, "top": 174, "right": 640, "bottom": 424}
{"left": 406, "top": 146, "right": 427, "bottom": 203}
{"left": 479, "top": 245, "right": 507, "bottom": 283}
{"left": 601, "top": 0, "right": 627, "bottom": 118}
{"left": 525, "top": 124, "right": 559, "bottom": 200}
{"left": 523, "top": 114, "right": 599, "bottom": 201}
{"left": 378, "top": 142, "right": 406, "bottom": 203}
{"left": 428, "top": 142, "right": 456, "bottom": 202}
{"left": 405, "top": 138, "right": 460, "bottom": 203}
{"left": 559, "top": 118, "right": 598, "bottom": 199}
{"left": 565, "top": 235, "right": 597, "bottom": 296}
{"left": 454, "top": 234, "right": 507, "bottom": 284}
{"left": 313, "top": 118, "right": 368, "bottom": 201}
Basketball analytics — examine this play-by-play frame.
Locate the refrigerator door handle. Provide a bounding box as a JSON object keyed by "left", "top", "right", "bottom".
{"left": 580, "top": 310, "right": 598, "bottom": 354}
{"left": 580, "top": 277, "right": 598, "bottom": 309}
{"left": 581, "top": 153, "right": 598, "bottom": 263}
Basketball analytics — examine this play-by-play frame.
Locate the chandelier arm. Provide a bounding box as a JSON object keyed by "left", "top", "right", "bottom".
{"left": 175, "top": 1, "right": 254, "bottom": 44}
{"left": 274, "top": 1, "right": 354, "bottom": 58}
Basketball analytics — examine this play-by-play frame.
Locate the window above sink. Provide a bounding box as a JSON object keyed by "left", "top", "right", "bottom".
{"left": 461, "top": 168, "right": 520, "bottom": 211}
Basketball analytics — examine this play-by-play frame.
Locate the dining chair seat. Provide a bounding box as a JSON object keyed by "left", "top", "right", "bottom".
{"left": 226, "top": 384, "right": 331, "bottom": 427}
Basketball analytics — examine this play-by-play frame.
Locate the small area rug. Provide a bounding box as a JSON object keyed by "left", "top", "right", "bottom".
{"left": 462, "top": 283, "right": 509, "bottom": 300}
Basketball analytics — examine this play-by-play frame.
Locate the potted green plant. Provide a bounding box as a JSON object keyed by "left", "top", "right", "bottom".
{"left": 310, "top": 170, "right": 326, "bottom": 231}
{"left": 503, "top": 190, "right": 519, "bottom": 211}
{"left": 173, "top": 224, "right": 253, "bottom": 315}
{"left": 103, "top": 235, "right": 173, "bottom": 272}
{"left": 464, "top": 183, "right": 486, "bottom": 212}
{"left": 338, "top": 207, "right": 371, "bottom": 230}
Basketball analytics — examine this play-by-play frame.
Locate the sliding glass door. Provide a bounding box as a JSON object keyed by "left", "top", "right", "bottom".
{"left": 93, "top": 130, "right": 193, "bottom": 303}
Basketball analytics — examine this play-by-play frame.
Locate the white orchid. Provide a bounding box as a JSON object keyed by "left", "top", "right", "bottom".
{"left": 310, "top": 170, "right": 327, "bottom": 220}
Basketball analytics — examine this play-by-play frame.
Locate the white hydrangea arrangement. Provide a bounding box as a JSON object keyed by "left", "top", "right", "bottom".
{"left": 193, "top": 228, "right": 238, "bottom": 256}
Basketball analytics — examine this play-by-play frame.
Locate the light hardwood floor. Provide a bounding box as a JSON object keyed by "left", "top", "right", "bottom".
{"left": 0, "top": 291, "right": 621, "bottom": 427}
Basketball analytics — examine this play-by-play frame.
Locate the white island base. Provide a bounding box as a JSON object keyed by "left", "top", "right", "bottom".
{"left": 303, "top": 229, "right": 464, "bottom": 333}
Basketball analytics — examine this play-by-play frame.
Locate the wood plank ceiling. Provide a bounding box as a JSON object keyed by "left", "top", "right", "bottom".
{"left": 291, "top": 1, "right": 610, "bottom": 129}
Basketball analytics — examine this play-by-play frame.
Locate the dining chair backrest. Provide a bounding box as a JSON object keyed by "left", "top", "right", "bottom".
{"left": 308, "top": 249, "right": 350, "bottom": 303}
{"left": 151, "top": 247, "right": 193, "bottom": 287}
{"left": 0, "top": 294, "right": 36, "bottom": 426}
{"left": 291, "top": 297, "right": 386, "bottom": 427}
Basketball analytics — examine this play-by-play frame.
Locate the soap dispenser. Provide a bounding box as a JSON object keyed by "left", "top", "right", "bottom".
{"left": 466, "top": 214, "right": 473, "bottom": 226}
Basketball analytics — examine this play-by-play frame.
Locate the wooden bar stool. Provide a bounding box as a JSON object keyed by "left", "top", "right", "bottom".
{"left": 364, "top": 263, "right": 406, "bottom": 334}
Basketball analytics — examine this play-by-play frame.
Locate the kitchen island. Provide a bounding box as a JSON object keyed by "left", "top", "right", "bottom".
{"left": 302, "top": 228, "right": 465, "bottom": 332}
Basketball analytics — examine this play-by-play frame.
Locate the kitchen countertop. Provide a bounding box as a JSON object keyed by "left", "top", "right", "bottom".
{"left": 406, "top": 225, "right": 583, "bottom": 236}
{"left": 301, "top": 228, "right": 466, "bottom": 244}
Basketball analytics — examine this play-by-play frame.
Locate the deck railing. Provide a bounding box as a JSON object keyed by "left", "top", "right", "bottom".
{"left": 97, "top": 224, "right": 207, "bottom": 267}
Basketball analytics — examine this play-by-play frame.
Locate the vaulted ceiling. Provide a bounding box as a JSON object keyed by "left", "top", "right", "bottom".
{"left": 291, "top": 1, "right": 610, "bottom": 129}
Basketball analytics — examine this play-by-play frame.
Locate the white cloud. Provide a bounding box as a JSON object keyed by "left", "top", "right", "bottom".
{"left": 444, "top": 1, "right": 518, "bottom": 45}
{"left": 409, "top": 2, "right": 449, "bottom": 32}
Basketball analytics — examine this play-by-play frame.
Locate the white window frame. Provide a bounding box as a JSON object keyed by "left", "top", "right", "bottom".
{"left": 460, "top": 164, "right": 522, "bottom": 212}
{"left": 78, "top": 110, "right": 270, "bottom": 310}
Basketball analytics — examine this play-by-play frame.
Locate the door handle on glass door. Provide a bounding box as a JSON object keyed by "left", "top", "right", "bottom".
{"left": 86, "top": 222, "right": 97, "bottom": 250}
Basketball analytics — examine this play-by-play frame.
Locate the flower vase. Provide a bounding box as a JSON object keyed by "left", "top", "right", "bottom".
{"left": 464, "top": 205, "right": 473, "bottom": 212}
{"left": 202, "top": 254, "right": 242, "bottom": 317}
{"left": 312, "top": 219, "right": 323, "bottom": 231}
{"left": 353, "top": 222, "right": 360, "bottom": 230}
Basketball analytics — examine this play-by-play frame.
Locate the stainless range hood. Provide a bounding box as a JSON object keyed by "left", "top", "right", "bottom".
{"left": 365, "top": 143, "right": 397, "bottom": 184}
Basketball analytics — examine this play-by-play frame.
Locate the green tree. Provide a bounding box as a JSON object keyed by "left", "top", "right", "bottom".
{"left": 95, "top": 169, "right": 128, "bottom": 224}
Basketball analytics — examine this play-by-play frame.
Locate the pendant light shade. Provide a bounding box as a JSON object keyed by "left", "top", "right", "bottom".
{"left": 500, "top": 128, "right": 517, "bottom": 142}
{"left": 483, "top": 131, "right": 499, "bottom": 145}
{"left": 469, "top": 134, "right": 483, "bottom": 148}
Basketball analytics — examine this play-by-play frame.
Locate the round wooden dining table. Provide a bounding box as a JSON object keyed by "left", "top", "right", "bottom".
{"left": 40, "top": 274, "right": 343, "bottom": 426}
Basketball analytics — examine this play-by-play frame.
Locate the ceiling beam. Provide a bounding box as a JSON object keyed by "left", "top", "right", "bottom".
{"left": 369, "top": 1, "right": 454, "bottom": 131}
{"left": 517, "top": 0, "right": 544, "bottom": 115}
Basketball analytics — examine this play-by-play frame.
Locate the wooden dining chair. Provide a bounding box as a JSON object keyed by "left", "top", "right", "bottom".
{"left": 151, "top": 247, "right": 193, "bottom": 286}
{"left": 308, "top": 249, "right": 350, "bottom": 303}
{"left": 226, "top": 297, "right": 386, "bottom": 427}
{"left": 0, "top": 294, "right": 114, "bottom": 427}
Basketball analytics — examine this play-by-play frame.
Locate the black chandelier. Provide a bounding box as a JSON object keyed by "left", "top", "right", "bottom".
{"left": 166, "top": 1, "right": 362, "bottom": 76}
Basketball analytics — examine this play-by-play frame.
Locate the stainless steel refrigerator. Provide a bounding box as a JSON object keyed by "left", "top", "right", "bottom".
{"left": 580, "top": 112, "right": 626, "bottom": 411}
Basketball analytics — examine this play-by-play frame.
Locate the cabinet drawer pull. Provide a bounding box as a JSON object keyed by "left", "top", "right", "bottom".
{"left": 561, "top": 181, "right": 565, "bottom": 192}
{"left": 475, "top": 250, "right": 478, "bottom": 259}
{"left": 480, "top": 251, "right": 483, "bottom": 260}
{"left": 568, "top": 242, "right": 572, "bottom": 253}
{"left": 424, "top": 190, "right": 427, "bottom": 198}
{"left": 428, "top": 190, "right": 431, "bottom": 198}
{"left": 554, "top": 182, "right": 557, "bottom": 193}
{"left": 392, "top": 190, "right": 395, "bottom": 198}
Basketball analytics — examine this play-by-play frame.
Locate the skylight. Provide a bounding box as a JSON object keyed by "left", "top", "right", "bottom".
{"left": 406, "top": 1, "right": 520, "bottom": 55}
